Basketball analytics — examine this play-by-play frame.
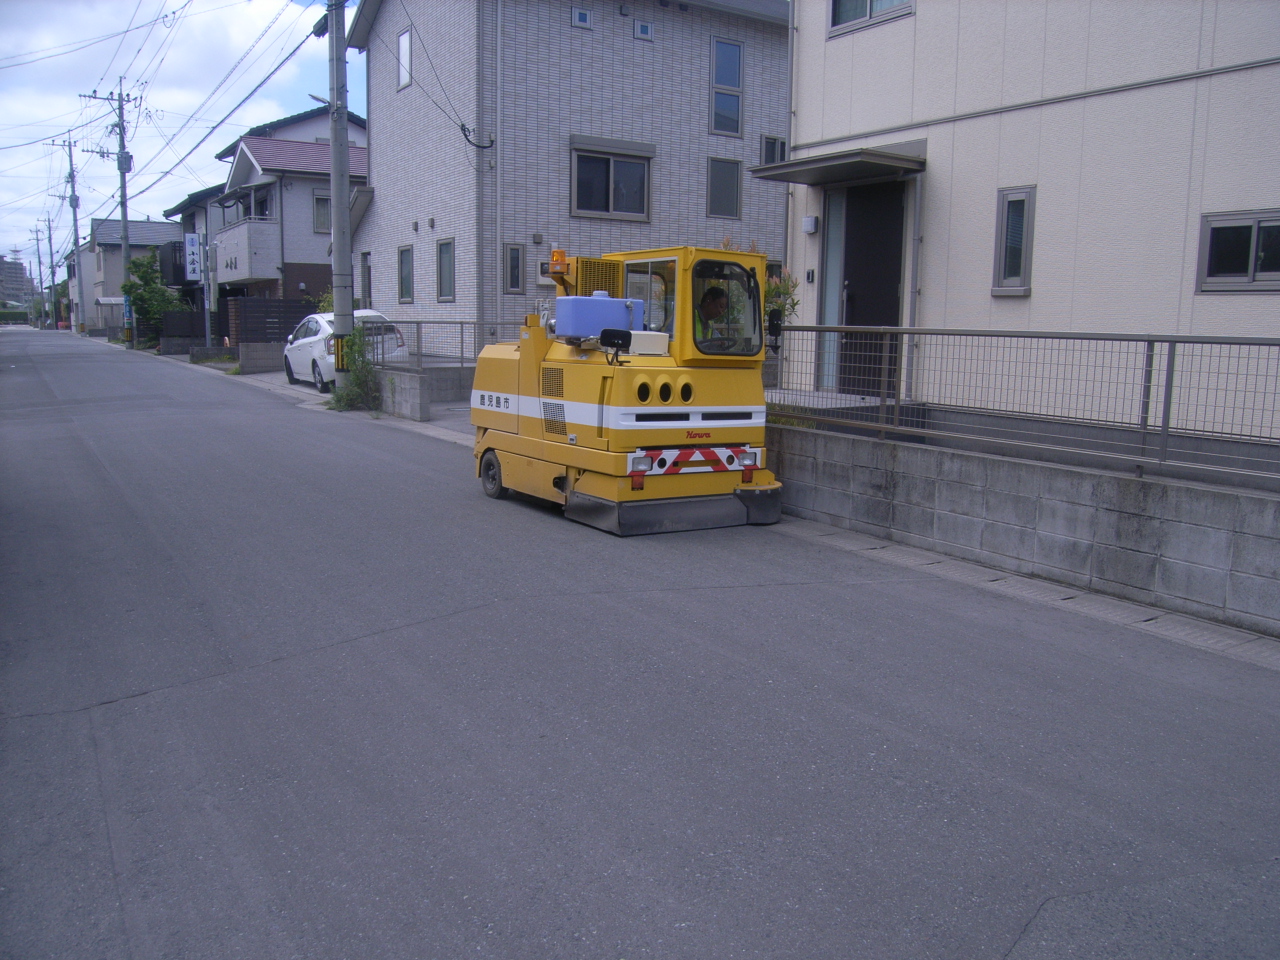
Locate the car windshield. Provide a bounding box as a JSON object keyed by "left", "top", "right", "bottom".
{"left": 691, "top": 260, "right": 761, "bottom": 356}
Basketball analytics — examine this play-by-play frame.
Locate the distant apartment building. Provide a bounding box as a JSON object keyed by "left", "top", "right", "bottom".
{"left": 164, "top": 107, "right": 369, "bottom": 305}
{"left": 753, "top": 1, "right": 1280, "bottom": 340}
{"left": 347, "top": 0, "right": 790, "bottom": 325}
{"left": 0, "top": 253, "right": 35, "bottom": 305}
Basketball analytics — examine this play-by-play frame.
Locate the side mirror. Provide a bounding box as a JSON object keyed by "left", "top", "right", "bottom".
{"left": 599, "top": 328, "right": 632, "bottom": 351}
{"left": 767, "top": 308, "right": 783, "bottom": 340}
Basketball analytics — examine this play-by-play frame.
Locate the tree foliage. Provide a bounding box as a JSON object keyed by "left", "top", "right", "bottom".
{"left": 121, "top": 247, "right": 188, "bottom": 345}
{"left": 329, "top": 323, "right": 382, "bottom": 411}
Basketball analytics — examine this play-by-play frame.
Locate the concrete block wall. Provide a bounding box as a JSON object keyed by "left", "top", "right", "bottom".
{"left": 768, "top": 425, "right": 1280, "bottom": 638}
{"left": 377, "top": 369, "right": 432, "bottom": 421}
{"left": 237, "top": 342, "right": 285, "bottom": 375}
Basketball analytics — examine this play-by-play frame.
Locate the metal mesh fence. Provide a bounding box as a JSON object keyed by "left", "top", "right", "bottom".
{"left": 359, "top": 319, "right": 524, "bottom": 370}
{"left": 770, "top": 326, "right": 1280, "bottom": 484}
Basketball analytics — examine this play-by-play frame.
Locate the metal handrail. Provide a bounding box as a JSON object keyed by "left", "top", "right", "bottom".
{"left": 781, "top": 324, "right": 1280, "bottom": 347}
{"left": 360, "top": 318, "right": 524, "bottom": 370}
{"left": 769, "top": 324, "right": 1280, "bottom": 488}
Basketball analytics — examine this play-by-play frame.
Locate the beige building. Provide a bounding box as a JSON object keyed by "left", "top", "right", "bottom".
{"left": 754, "top": 0, "right": 1280, "bottom": 343}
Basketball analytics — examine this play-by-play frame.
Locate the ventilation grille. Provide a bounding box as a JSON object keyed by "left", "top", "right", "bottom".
{"left": 542, "top": 401, "right": 567, "bottom": 435}
{"left": 541, "top": 367, "right": 564, "bottom": 397}
{"left": 576, "top": 258, "right": 622, "bottom": 298}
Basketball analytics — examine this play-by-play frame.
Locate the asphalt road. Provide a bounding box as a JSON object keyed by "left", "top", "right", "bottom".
{"left": 2, "top": 327, "right": 1278, "bottom": 960}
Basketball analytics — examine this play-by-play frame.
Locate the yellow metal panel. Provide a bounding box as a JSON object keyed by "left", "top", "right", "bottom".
{"left": 574, "top": 258, "right": 622, "bottom": 298}
{"left": 496, "top": 450, "right": 567, "bottom": 504}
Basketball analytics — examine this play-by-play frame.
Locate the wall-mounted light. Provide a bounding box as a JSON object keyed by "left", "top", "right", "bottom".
{"left": 802, "top": 216, "right": 819, "bottom": 234}
{"left": 298, "top": 282, "right": 307, "bottom": 291}
{"left": 805, "top": 269, "right": 815, "bottom": 283}
{"left": 412, "top": 221, "right": 418, "bottom": 232}
{"left": 428, "top": 217, "right": 435, "bottom": 229}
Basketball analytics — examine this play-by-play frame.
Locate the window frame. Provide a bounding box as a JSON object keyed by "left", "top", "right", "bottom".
{"left": 571, "top": 149, "right": 651, "bottom": 222}
{"left": 397, "top": 245, "right": 414, "bottom": 304}
{"left": 707, "top": 158, "right": 743, "bottom": 220}
{"left": 360, "top": 252, "right": 371, "bottom": 309}
{"left": 992, "top": 185, "right": 1036, "bottom": 297}
{"left": 503, "top": 243, "right": 525, "bottom": 295}
{"left": 313, "top": 192, "right": 331, "bottom": 234}
{"left": 710, "top": 37, "right": 744, "bottom": 138}
{"left": 437, "top": 238, "right": 455, "bottom": 303}
{"left": 397, "top": 29, "right": 411, "bottom": 89}
{"left": 760, "top": 135, "right": 787, "bottom": 166}
{"left": 829, "top": 0, "right": 914, "bottom": 38}
{"left": 1197, "top": 208, "right": 1280, "bottom": 293}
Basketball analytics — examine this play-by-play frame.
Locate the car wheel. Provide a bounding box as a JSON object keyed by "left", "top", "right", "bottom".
{"left": 480, "top": 450, "right": 508, "bottom": 499}
{"left": 284, "top": 357, "right": 299, "bottom": 384}
{"left": 312, "top": 362, "right": 331, "bottom": 394}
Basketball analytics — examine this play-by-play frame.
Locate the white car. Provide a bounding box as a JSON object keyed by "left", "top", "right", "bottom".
{"left": 283, "top": 310, "right": 402, "bottom": 392}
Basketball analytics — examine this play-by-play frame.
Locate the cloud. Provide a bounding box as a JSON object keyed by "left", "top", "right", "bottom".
{"left": 0, "top": 0, "right": 365, "bottom": 269}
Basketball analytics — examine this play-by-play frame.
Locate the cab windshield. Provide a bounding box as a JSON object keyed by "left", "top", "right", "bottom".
{"left": 691, "top": 260, "right": 761, "bottom": 356}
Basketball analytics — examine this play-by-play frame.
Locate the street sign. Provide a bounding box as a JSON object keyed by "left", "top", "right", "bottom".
{"left": 185, "top": 234, "right": 203, "bottom": 282}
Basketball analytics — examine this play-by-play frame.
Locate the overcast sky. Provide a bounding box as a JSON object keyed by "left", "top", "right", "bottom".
{"left": 0, "top": 0, "right": 366, "bottom": 281}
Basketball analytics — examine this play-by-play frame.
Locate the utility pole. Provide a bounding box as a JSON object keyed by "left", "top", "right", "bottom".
{"left": 44, "top": 217, "right": 57, "bottom": 328}
{"left": 58, "top": 140, "right": 89, "bottom": 335}
{"left": 323, "top": 1, "right": 354, "bottom": 388}
{"left": 30, "top": 227, "right": 46, "bottom": 326}
{"left": 83, "top": 80, "right": 135, "bottom": 346}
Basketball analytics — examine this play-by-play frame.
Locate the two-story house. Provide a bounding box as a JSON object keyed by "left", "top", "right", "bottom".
{"left": 347, "top": 0, "right": 790, "bottom": 326}
{"left": 164, "top": 107, "right": 370, "bottom": 306}
{"left": 753, "top": 1, "right": 1280, "bottom": 341}
{"left": 212, "top": 136, "right": 369, "bottom": 299}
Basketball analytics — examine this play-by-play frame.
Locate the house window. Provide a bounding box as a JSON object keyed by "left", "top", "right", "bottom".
{"left": 504, "top": 244, "right": 525, "bottom": 295}
{"left": 360, "top": 252, "right": 371, "bottom": 308}
{"left": 313, "top": 194, "right": 331, "bottom": 234}
{"left": 711, "top": 38, "right": 743, "bottom": 136}
{"left": 707, "top": 159, "right": 741, "bottom": 219}
{"left": 571, "top": 6, "right": 591, "bottom": 29}
{"left": 992, "top": 185, "right": 1036, "bottom": 296}
{"left": 397, "top": 30, "right": 411, "bottom": 89}
{"left": 634, "top": 20, "right": 653, "bottom": 40}
{"left": 398, "top": 245, "right": 413, "bottom": 303}
{"left": 1198, "top": 209, "right": 1280, "bottom": 292}
{"left": 831, "top": 0, "right": 913, "bottom": 34}
{"left": 761, "top": 135, "right": 787, "bottom": 165}
{"left": 572, "top": 151, "right": 649, "bottom": 221}
{"left": 437, "top": 239, "right": 455, "bottom": 302}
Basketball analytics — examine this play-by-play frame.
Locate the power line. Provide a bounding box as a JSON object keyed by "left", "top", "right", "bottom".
{"left": 95, "top": 1, "right": 147, "bottom": 90}
{"left": 0, "top": 2, "right": 195, "bottom": 71}
{"left": 130, "top": 0, "right": 294, "bottom": 180}
{"left": 130, "top": 31, "right": 314, "bottom": 201}
{"left": 0, "top": 112, "right": 114, "bottom": 152}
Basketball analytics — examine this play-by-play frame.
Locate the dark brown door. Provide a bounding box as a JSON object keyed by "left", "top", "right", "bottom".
{"left": 840, "top": 181, "right": 904, "bottom": 396}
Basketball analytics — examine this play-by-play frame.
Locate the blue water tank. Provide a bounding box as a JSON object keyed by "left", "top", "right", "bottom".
{"left": 554, "top": 294, "right": 646, "bottom": 339}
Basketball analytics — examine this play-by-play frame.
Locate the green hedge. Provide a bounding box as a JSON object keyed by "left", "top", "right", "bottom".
{"left": 0, "top": 310, "right": 31, "bottom": 324}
